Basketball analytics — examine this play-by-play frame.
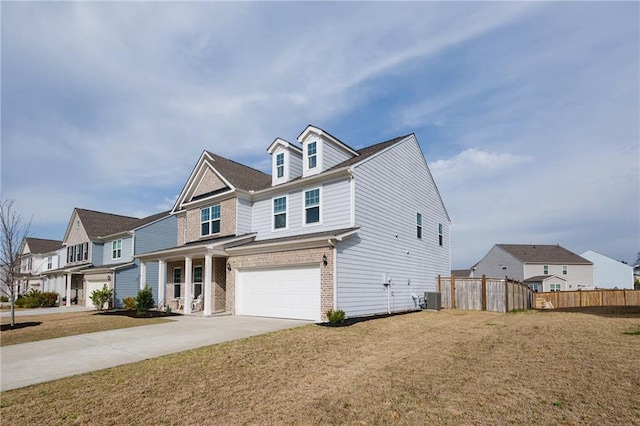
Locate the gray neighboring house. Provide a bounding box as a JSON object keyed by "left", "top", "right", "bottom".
{"left": 45, "top": 208, "right": 177, "bottom": 307}
{"left": 472, "top": 244, "right": 593, "bottom": 292}
{"left": 137, "top": 125, "right": 451, "bottom": 321}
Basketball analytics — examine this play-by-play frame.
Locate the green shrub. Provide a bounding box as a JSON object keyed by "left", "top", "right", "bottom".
{"left": 41, "top": 292, "right": 59, "bottom": 307}
{"left": 122, "top": 296, "right": 137, "bottom": 311}
{"left": 0, "top": 295, "right": 8, "bottom": 302}
{"left": 90, "top": 284, "right": 113, "bottom": 310}
{"left": 135, "top": 285, "right": 155, "bottom": 314}
{"left": 326, "top": 309, "right": 346, "bottom": 324}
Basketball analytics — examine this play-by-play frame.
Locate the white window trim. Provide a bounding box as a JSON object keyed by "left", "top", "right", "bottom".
{"left": 438, "top": 223, "right": 444, "bottom": 246}
{"left": 112, "top": 239, "right": 123, "bottom": 260}
{"left": 303, "top": 187, "right": 322, "bottom": 227}
{"left": 276, "top": 152, "right": 285, "bottom": 179}
{"left": 200, "top": 205, "right": 221, "bottom": 237}
{"left": 417, "top": 212, "right": 423, "bottom": 239}
{"left": 272, "top": 195, "right": 289, "bottom": 231}
{"left": 303, "top": 138, "right": 322, "bottom": 176}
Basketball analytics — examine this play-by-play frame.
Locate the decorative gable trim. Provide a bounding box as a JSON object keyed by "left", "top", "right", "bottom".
{"left": 172, "top": 152, "right": 236, "bottom": 214}
{"left": 267, "top": 137, "right": 302, "bottom": 155}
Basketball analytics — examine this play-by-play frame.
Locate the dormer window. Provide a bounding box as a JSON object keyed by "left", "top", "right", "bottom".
{"left": 276, "top": 153, "right": 284, "bottom": 178}
{"left": 307, "top": 142, "right": 317, "bottom": 169}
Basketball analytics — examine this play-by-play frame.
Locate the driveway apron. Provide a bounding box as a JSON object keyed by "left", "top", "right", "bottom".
{"left": 1, "top": 315, "right": 309, "bottom": 392}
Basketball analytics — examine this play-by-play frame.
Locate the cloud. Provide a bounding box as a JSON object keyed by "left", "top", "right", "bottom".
{"left": 430, "top": 149, "right": 532, "bottom": 184}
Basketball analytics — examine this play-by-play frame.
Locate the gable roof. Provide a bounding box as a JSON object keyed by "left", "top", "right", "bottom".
{"left": 24, "top": 238, "right": 63, "bottom": 255}
{"left": 497, "top": 244, "right": 592, "bottom": 264}
{"left": 134, "top": 211, "right": 171, "bottom": 229}
{"left": 328, "top": 134, "right": 412, "bottom": 171}
{"left": 297, "top": 125, "right": 360, "bottom": 156}
{"left": 203, "top": 152, "right": 272, "bottom": 192}
{"left": 75, "top": 208, "right": 141, "bottom": 239}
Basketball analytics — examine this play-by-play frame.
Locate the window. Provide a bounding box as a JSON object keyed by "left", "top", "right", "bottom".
{"left": 304, "top": 188, "right": 320, "bottom": 224}
{"left": 307, "top": 141, "right": 317, "bottom": 169}
{"left": 193, "top": 266, "right": 203, "bottom": 298}
{"left": 273, "top": 196, "right": 287, "bottom": 229}
{"left": 47, "top": 256, "right": 52, "bottom": 270}
{"left": 67, "top": 243, "right": 88, "bottom": 263}
{"left": 528, "top": 283, "right": 540, "bottom": 293}
{"left": 112, "top": 240, "right": 122, "bottom": 259}
{"left": 21, "top": 258, "right": 29, "bottom": 272}
{"left": 416, "top": 213, "right": 423, "bottom": 239}
{"left": 543, "top": 265, "right": 549, "bottom": 275}
{"left": 550, "top": 283, "right": 561, "bottom": 292}
{"left": 173, "top": 268, "right": 181, "bottom": 298}
{"left": 438, "top": 223, "right": 444, "bottom": 246}
{"left": 562, "top": 265, "right": 567, "bottom": 275}
{"left": 201, "top": 205, "right": 221, "bottom": 236}
{"left": 276, "top": 153, "right": 285, "bottom": 178}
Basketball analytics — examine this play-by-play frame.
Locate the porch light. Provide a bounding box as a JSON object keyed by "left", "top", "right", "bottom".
{"left": 322, "top": 254, "right": 327, "bottom": 266}
{"left": 227, "top": 262, "right": 231, "bottom": 271}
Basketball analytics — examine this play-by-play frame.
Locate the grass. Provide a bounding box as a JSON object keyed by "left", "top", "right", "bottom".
{"left": 1, "top": 308, "right": 639, "bottom": 425}
{"left": 0, "top": 310, "right": 173, "bottom": 346}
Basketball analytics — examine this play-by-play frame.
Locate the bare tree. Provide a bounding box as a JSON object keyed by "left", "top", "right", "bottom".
{"left": 0, "top": 198, "right": 31, "bottom": 327}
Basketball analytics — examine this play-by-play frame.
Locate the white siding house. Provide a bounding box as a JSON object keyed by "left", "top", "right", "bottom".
{"left": 580, "top": 250, "right": 634, "bottom": 289}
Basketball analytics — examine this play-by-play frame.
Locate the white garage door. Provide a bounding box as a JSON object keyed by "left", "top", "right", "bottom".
{"left": 85, "top": 281, "right": 108, "bottom": 308}
{"left": 236, "top": 265, "right": 321, "bottom": 321}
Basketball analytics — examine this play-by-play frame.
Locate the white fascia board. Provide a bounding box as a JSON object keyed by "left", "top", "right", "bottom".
{"left": 180, "top": 188, "right": 236, "bottom": 210}
{"left": 251, "top": 167, "right": 352, "bottom": 199}
{"left": 267, "top": 138, "right": 302, "bottom": 154}
{"left": 135, "top": 234, "right": 257, "bottom": 261}
{"left": 226, "top": 237, "right": 334, "bottom": 256}
{"left": 297, "top": 125, "right": 359, "bottom": 157}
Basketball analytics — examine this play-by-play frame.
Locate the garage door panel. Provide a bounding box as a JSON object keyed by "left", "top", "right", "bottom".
{"left": 237, "top": 266, "right": 320, "bottom": 321}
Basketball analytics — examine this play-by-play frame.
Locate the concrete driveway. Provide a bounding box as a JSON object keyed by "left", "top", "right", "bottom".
{"left": 0, "top": 315, "right": 310, "bottom": 392}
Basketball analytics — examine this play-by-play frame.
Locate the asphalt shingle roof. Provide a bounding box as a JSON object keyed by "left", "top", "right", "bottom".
{"left": 498, "top": 244, "right": 592, "bottom": 264}
{"left": 75, "top": 209, "right": 169, "bottom": 239}
{"left": 24, "top": 238, "right": 63, "bottom": 254}
{"left": 204, "top": 152, "right": 272, "bottom": 192}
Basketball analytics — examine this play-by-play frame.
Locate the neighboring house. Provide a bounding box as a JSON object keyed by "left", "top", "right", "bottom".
{"left": 451, "top": 269, "right": 471, "bottom": 278}
{"left": 580, "top": 250, "right": 634, "bottom": 289}
{"left": 17, "top": 238, "right": 64, "bottom": 294}
{"left": 473, "top": 244, "right": 593, "bottom": 292}
{"left": 45, "top": 208, "right": 177, "bottom": 307}
{"left": 137, "top": 125, "right": 451, "bottom": 321}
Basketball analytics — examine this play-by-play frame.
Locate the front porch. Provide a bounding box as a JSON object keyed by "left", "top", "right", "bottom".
{"left": 140, "top": 252, "right": 228, "bottom": 316}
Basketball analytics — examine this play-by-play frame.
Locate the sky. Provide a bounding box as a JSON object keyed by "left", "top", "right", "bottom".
{"left": 2, "top": 2, "right": 639, "bottom": 269}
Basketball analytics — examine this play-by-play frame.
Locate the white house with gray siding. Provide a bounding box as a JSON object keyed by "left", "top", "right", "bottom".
{"left": 137, "top": 125, "right": 450, "bottom": 322}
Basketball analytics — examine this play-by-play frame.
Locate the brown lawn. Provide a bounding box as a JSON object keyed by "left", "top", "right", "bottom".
{"left": 1, "top": 308, "right": 639, "bottom": 425}
{"left": 0, "top": 311, "right": 173, "bottom": 346}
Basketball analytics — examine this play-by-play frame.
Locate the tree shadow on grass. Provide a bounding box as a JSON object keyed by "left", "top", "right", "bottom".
{"left": 539, "top": 306, "right": 640, "bottom": 319}
{"left": 1, "top": 321, "right": 42, "bottom": 331}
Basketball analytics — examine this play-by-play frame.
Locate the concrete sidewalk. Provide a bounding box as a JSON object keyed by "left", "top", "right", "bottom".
{"left": 1, "top": 305, "right": 95, "bottom": 317}
{"left": 1, "top": 315, "right": 310, "bottom": 392}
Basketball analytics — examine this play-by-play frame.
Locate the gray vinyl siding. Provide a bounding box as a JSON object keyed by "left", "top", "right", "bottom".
{"left": 322, "top": 141, "right": 353, "bottom": 171}
{"left": 134, "top": 215, "right": 177, "bottom": 255}
{"left": 473, "top": 247, "right": 524, "bottom": 281}
{"left": 91, "top": 242, "right": 104, "bottom": 266}
{"left": 237, "top": 197, "right": 252, "bottom": 235}
{"left": 336, "top": 136, "right": 450, "bottom": 318}
{"left": 114, "top": 263, "right": 139, "bottom": 307}
{"left": 103, "top": 237, "right": 134, "bottom": 265}
{"left": 289, "top": 151, "right": 303, "bottom": 180}
{"left": 251, "top": 177, "right": 352, "bottom": 240}
{"left": 143, "top": 261, "right": 159, "bottom": 299}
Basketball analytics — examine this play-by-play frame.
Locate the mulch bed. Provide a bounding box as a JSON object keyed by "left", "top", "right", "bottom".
{"left": 1, "top": 321, "right": 42, "bottom": 331}
{"left": 96, "top": 310, "right": 182, "bottom": 319}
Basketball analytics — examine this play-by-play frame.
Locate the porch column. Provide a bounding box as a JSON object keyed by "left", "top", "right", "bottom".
{"left": 203, "top": 254, "right": 213, "bottom": 316}
{"left": 65, "top": 273, "right": 72, "bottom": 307}
{"left": 184, "top": 256, "right": 192, "bottom": 314}
{"left": 139, "top": 261, "right": 146, "bottom": 290}
{"left": 158, "top": 260, "right": 166, "bottom": 305}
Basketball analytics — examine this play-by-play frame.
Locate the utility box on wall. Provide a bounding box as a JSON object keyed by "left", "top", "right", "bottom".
{"left": 424, "top": 292, "right": 442, "bottom": 311}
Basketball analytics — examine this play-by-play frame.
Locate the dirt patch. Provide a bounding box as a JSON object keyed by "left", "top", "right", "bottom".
{"left": 1, "top": 308, "right": 638, "bottom": 425}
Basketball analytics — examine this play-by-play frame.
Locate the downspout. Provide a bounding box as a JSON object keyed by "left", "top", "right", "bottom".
{"left": 328, "top": 239, "right": 337, "bottom": 310}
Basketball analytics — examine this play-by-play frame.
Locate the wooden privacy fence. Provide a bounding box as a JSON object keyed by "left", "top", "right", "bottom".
{"left": 438, "top": 275, "right": 534, "bottom": 313}
{"left": 536, "top": 289, "right": 640, "bottom": 309}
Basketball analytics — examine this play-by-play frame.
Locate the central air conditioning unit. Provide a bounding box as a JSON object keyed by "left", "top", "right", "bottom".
{"left": 424, "top": 292, "right": 441, "bottom": 311}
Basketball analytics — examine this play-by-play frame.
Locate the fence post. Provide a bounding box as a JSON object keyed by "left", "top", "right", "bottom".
{"left": 451, "top": 275, "right": 456, "bottom": 309}
{"left": 481, "top": 275, "right": 487, "bottom": 311}
{"left": 504, "top": 277, "right": 509, "bottom": 312}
